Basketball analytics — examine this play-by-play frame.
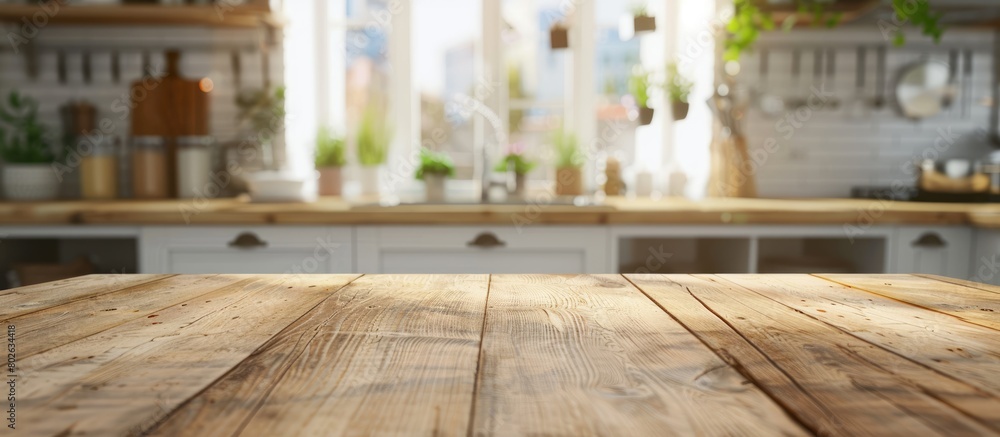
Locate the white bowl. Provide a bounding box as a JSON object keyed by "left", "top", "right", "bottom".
{"left": 245, "top": 171, "right": 317, "bottom": 202}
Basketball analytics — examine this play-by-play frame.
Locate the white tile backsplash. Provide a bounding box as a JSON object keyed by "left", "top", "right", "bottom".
{"left": 744, "top": 30, "right": 997, "bottom": 198}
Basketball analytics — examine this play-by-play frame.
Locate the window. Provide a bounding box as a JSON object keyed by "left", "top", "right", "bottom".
{"left": 285, "top": 0, "right": 715, "bottom": 198}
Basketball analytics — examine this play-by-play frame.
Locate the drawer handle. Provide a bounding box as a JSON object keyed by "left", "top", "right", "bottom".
{"left": 467, "top": 232, "right": 506, "bottom": 249}
{"left": 228, "top": 232, "right": 268, "bottom": 249}
{"left": 912, "top": 232, "right": 946, "bottom": 249}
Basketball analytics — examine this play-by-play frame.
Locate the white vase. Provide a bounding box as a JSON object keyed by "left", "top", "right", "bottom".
{"left": 358, "top": 166, "right": 382, "bottom": 196}
{"left": 3, "top": 164, "right": 60, "bottom": 201}
{"left": 423, "top": 173, "right": 446, "bottom": 202}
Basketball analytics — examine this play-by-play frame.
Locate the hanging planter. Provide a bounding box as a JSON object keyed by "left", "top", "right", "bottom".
{"left": 638, "top": 106, "right": 655, "bottom": 126}
{"left": 549, "top": 23, "right": 569, "bottom": 50}
{"left": 671, "top": 101, "right": 689, "bottom": 121}
{"left": 667, "top": 62, "right": 693, "bottom": 122}
{"left": 632, "top": 4, "right": 656, "bottom": 33}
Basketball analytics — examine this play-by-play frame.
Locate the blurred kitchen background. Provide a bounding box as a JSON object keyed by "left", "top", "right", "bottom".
{"left": 1, "top": 0, "right": 999, "bottom": 287}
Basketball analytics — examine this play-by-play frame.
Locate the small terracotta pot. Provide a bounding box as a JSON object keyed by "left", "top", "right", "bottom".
{"left": 550, "top": 27, "right": 569, "bottom": 49}
{"left": 638, "top": 106, "right": 654, "bottom": 125}
{"left": 317, "top": 166, "right": 342, "bottom": 196}
{"left": 555, "top": 167, "right": 583, "bottom": 196}
{"left": 671, "top": 101, "right": 690, "bottom": 121}
{"left": 633, "top": 15, "right": 656, "bottom": 32}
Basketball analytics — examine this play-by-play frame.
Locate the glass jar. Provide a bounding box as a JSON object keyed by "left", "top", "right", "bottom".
{"left": 176, "top": 136, "right": 213, "bottom": 199}
{"left": 80, "top": 137, "right": 118, "bottom": 200}
{"left": 131, "top": 136, "right": 168, "bottom": 199}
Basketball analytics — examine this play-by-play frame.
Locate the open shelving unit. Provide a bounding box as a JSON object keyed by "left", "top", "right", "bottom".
{"left": 0, "top": 2, "right": 280, "bottom": 29}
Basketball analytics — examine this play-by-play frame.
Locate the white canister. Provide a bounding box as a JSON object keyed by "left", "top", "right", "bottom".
{"left": 176, "top": 136, "right": 213, "bottom": 199}
{"left": 635, "top": 170, "right": 653, "bottom": 197}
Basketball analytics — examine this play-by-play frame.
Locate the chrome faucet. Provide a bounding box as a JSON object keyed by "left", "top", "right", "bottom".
{"left": 453, "top": 93, "right": 509, "bottom": 203}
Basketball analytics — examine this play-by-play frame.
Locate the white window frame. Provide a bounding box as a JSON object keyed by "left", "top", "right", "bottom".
{"left": 292, "top": 0, "right": 702, "bottom": 194}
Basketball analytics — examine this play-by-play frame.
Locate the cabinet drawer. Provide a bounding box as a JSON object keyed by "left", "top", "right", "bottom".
{"left": 356, "top": 226, "right": 608, "bottom": 274}
{"left": 140, "top": 226, "right": 352, "bottom": 274}
{"left": 893, "top": 227, "right": 971, "bottom": 278}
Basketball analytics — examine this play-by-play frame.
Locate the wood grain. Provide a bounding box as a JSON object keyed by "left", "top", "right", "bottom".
{"left": 818, "top": 274, "right": 1000, "bottom": 331}
{"left": 629, "top": 274, "right": 995, "bottom": 436}
{"left": 0, "top": 274, "right": 171, "bottom": 319}
{"left": 4, "top": 275, "right": 247, "bottom": 357}
{"left": 473, "top": 274, "right": 806, "bottom": 436}
{"left": 16, "top": 274, "right": 359, "bottom": 436}
{"left": 149, "top": 274, "right": 489, "bottom": 437}
{"left": 915, "top": 274, "right": 1000, "bottom": 296}
{"left": 719, "top": 274, "right": 1000, "bottom": 431}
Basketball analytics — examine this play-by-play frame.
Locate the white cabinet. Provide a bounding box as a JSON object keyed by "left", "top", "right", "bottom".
{"left": 356, "top": 226, "right": 608, "bottom": 274}
{"left": 892, "top": 227, "right": 972, "bottom": 279}
{"left": 140, "top": 226, "right": 353, "bottom": 274}
{"left": 971, "top": 229, "right": 1000, "bottom": 285}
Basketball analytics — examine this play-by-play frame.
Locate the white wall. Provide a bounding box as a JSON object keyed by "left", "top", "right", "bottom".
{"left": 741, "top": 29, "right": 996, "bottom": 198}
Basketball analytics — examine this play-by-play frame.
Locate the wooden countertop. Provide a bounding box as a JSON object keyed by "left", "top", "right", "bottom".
{"left": 4, "top": 274, "right": 999, "bottom": 435}
{"left": 1, "top": 196, "right": 1000, "bottom": 227}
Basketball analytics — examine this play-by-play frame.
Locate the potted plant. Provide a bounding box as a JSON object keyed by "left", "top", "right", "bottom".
{"left": 314, "top": 126, "right": 346, "bottom": 196}
{"left": 631, "top": 4, "right": 656, "bottom": 33}
{"left": 552, "top": 128, "right": 584, "bottom": 196}
{"left": 414, "top": 148, "right": 455, "bottom": 202}
{"left": 629, "top": 67, "right": 654, "bottom": 125}
{"left": 549, "top": 22, "right": 569, "bottom": 50}
{"left": 667, "top": 62, "right": 693, "bottom": 121}
{"left": 495, "top": 144, "right": 536, "bottom": 198}
{"left": 356, "top": 107, "right": 390, "bottom": 196}
{"left": 0, "top": 91, "right": 60, "bottom": 201}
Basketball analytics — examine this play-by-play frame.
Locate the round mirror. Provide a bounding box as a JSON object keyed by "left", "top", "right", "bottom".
{"left": 894, "top": 60, "right": 953, "bottom": 120}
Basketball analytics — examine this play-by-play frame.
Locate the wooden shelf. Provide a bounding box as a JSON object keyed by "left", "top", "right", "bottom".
{"left": 0, "top": 3, "right": 280, "bottom": 28}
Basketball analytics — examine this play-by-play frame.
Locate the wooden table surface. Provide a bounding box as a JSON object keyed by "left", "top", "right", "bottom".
{"left": 3, "top": 274, "right": 999, "bottom": 436}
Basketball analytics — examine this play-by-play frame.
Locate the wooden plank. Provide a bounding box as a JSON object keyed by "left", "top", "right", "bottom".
{"left": 0, "top": 274, "right": 172, "bottom": 319}
{"left": 3, "top": 275, "right": 248, "bottom": 358}
{"left": 627, "top": 274, "right": 996, "bottom": 436}
{"left": 719, "top": 274, "right": 1000, "bottom": 431}
{"left": 818, "top": 274, "right": 1000, "bottom": 331}
{"left": 916, "top": 274, "right": 1000, "bottom": 296}
{"left": 16, "top": 274, "right": 359, "bottom": 436}
{"left": 148, "top": 274, "right": 489, "bottom": 436}
{"left": 473, "top": 274, "right": 807, "bottom": 436}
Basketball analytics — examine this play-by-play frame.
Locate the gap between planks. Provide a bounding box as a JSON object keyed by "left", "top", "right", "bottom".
{"left": 621, "top": 274, "right": 824, "bottom": 436}
{"left": 140, "top": 274, "right": 366, "bottom": 436}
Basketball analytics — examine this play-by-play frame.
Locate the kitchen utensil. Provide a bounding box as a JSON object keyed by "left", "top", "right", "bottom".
{"left": 872, "top": 46, "right": 887, "bottom": 110}
{"left": 825, "top": 49, "right": 840, "bottom": 109}
{"left": 848, "top": 46, "right": 867, "bottom": 118}
{"left": 962, "top": 49, "right": 973, "bottom": 118}
{"left": 756, "top": 49, "right": 785, "bottom": 117}
{"left": 82, "top": 51, "right": 92, "bottom": 84}
{"left": 57, "top": 51, "right": 67, "bottom": 84}
{"left": 785, "top": 50, "right": 806, "bottom": 109}
{"left": 110, "top": 50, "right": 121, "bottom": 83}
{"left": 231, "top": 50, "right": 242, "bottom": 91}
{"left": 894, "top": 60, "right": 951, "bottom": 120}
{"left": 23, "top": 44, "right": 38, "bottom": 81}
{"left": 943, "top": 49, "right": 959, "bottom": 110}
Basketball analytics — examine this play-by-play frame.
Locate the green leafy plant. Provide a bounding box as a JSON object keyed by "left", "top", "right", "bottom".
{"left": 666, "top": 62, "right": 693, "bottom": 103}
{"left": 628, "top": 67, "right": 651, "bottom": 108}
{"left": 414, "top": 148, "right": 455, "bottom": 179}
{"left": 552, "top": 128, "right": 583, "bottom": 169}
{"left": 494, "top": 153, "right": 536, "bottom": 175}
{"left": 314, "top": 126, "right": 346, "bottom": 168}
{"left": 357, "top": 107, "right": 391, "bottom": 167}
{"left": 235, "top": 86, "right": 286, "bottom": 135}
{"left": 724, "top": 0, "right": 946, "bottom": 61}
{"left": 0, "top": 91, "right": 56, "bottom": 164}
{"left": 632, "top": 3, "right": 649, "bottom": 17}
